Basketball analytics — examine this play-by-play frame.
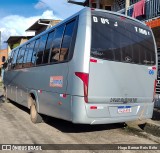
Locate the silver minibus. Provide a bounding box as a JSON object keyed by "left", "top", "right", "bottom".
{"left": 3, "top": 8, "right": 157, "bottom": 124}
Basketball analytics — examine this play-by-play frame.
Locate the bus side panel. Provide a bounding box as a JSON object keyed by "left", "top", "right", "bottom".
{"left": 6, "top": 63, "right": 71, "bottom": 121}
{"left": 37, "top": 91, "right": 72, "bottom": 121}
{"left": 36, "top": 64, "right": 71, "bottom": 120}
{"left": 17, "top": 87, "right": 28, "bottom": 107}
{"left": 5, "top": 71, "right": 17, "bottom": 102}
{"left": 6, "top": 68, "right": 71, "bottom": 122}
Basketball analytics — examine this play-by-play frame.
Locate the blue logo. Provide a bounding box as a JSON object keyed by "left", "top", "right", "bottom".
{"left": 149, "top": 70, "right": 154, "bottom": 75}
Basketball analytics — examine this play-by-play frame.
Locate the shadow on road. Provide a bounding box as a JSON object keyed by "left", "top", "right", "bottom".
{"left": 1, "top": 98, "right": 126, "bottom": 133}
{"left": 42, "top": 115, "right": 126, "bottom": 133}
{"left": 0, "top": 95, "right": 4, "bottom": 100}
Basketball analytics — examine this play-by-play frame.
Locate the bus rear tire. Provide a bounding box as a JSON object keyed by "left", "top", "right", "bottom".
{"left": 30, "top": 101, "right": 42, "bottom": 123}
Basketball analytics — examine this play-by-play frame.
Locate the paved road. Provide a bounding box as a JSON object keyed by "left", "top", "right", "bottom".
{"left": 0, "top": 91, "right": 159, "bottom": 153}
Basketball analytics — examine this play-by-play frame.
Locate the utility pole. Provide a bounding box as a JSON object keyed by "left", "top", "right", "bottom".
{"left": 125, "top": 0, "right": 130, "bottom": 15}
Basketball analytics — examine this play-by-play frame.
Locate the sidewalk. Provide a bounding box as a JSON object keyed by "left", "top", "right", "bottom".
{"left": 146, "top": 108, "right": 160, "bottom": 137}
{"left": 126, "top": 108, "right": 160, "bottom": 143}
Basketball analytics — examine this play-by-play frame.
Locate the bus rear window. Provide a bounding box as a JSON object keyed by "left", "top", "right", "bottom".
{"left": 91, "top": 12, "right": 156, "bottom": 65}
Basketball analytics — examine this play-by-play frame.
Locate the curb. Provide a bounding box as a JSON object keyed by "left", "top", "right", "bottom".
{"left": 126, "top": 119, "right": 160, "bottom": 144}
{"left": 144, "top": 121, "right": 160, "bottom": 137}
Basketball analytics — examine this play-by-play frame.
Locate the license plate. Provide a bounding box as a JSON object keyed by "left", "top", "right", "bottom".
{"left": 118, "top": 106, "right": 132, "bottom": 113}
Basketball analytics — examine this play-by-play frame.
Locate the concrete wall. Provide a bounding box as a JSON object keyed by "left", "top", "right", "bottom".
{"left": 50, "top": 20, "right": 61, "bottom": 26}
{"left": 20, "top": 38, "right": 29, "bottom": 45}
{"left": 0, "top": 49, "right": 8, "bottom": 68}
{"left": 8, "top": 38, "right": 30, "bottom": 55}
{"left": 91, "top": 0, "right": 114, "bottom": 9}
{"left": 101, "top": 0, "right": 114, "bottom": 6}
{"left": 7, "top": 45, "right": 12, "bottom": 55}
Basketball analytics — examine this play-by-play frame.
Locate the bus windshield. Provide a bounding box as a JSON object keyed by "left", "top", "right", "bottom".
{"left": 91, "top": 11, "right": 156, "bottom": 65}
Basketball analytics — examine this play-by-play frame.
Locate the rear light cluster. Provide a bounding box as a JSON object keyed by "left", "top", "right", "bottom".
{"left": 90, "top": 59, "right": 97, "bottom": 63}
{"left": 152, "top": 66, "right": 156, "bottom": 70}
{"left": 148, "top": 66, "right": 156, "bottom": 70}
{"left": 75, "top": 72, "right": 89, "bottom": 103}
{"left": 90, "top": 106, "right": 97, "bottom": 109}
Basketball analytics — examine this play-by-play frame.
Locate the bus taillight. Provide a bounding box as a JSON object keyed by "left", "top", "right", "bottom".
{"left": 90, "top": 106, "right": 97, "bottom": 109}
{"left": 152, "top": 66, "right": 156, "bottom": 70}
{"left": 75, "top": 72, "right": 89, "bottom": 103}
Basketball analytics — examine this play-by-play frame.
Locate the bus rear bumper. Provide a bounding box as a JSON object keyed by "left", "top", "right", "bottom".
{"left": 89, "top": 115, "right": 152, "bottom": 125}
{"left": 71, "top": 96, "right": 154, "bottom": 125}
{"left": 72, "top": 114, "right": 153, "bottom": 125}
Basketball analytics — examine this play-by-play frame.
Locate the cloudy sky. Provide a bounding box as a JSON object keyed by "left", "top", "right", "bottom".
{"left": 0, "top": 0, "right": 84, "bottom": 49}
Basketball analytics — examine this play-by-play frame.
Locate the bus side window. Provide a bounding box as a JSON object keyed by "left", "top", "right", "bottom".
{"left": 16, "top": 46, "right": 26, "bottom": 69}
{"left": 36, "top": 34, "right": 48, "bottom": 65}
{"left": 8, "top": 50, "right": 14, "bottom": 70}
{"left": 26, "top": 41, "right": 36, "bottom": 67}
{"left": 11, "top": 49, "right": 19, "bottom": 69}
{"left": 42, "top": 30, "right": 55, "bottom": 64}
{"left": 15, "top": 47, "right": 22, "bottom": 69}
{"left": 32, "top": 38, "right": 40, "bottom": 65}
{"left": 50, "top": 25, "right": 65, "bottom": 63}
{"left": 23, "top": 43, "right": 30, "bottom": 68}
{"left": 60, "top": 20, "right": 75, "bottom": 61}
